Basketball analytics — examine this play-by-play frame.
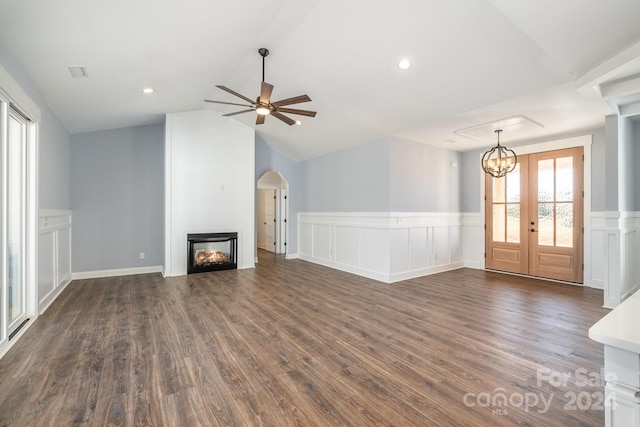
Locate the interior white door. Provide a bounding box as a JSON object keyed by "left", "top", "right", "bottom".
{"left": 264, "top": 190, "right": 276, "bottom": 253}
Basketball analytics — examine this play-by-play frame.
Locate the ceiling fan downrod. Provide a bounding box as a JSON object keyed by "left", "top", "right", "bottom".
{"left": 258, "top": 48, "right": 269, "bottom": 83}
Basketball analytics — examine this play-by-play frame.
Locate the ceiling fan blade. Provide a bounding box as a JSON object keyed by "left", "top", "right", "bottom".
{"left": 276, "top": 107, "right": 316, "bottom": 117}
{"left": 260, "top": 82, "right": 274, "bottom": 105}
{"left": 222, "top": 109, "right": 254, "bottom": 117}
{"left": 215, "top": 85, "right": 256, "bottom": 105}
{"left": 256, "top": 114, "right": 266, "bottom": 125}
{"left": 205, "top": 99, "right": 253, "bottom": 108}
{"left": 271, "top": 111, "right": 296, "bottom": 126}
{"left": 271, "top": 95, "right": 311, "bottom": 107}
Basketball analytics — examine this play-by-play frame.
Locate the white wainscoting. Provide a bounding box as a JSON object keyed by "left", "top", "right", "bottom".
{"left": 38, "top": 210, "right": 72, "bottom": 313}
{"left": 298, "top": 212, "right": 465, "bottom": 283}
{"left": 590, "top": 211, "right": 640, "bottom": 308}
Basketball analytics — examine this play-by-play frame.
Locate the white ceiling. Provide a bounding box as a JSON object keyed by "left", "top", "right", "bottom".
{"left": 1, "top": 0, "right": 640, "bottom": 161}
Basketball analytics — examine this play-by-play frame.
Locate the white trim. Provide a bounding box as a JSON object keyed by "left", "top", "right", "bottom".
{"left": 39, "top": 209, "right": 72, "bottom": 217}
{"left": 285, "top": 253, "right": 298, "bottom": 260}
{"left": 0, "top": 64, "right": 41, "bottom": 122}
{"left": 163, "top": 117, "right": 173, "bottom": 276}
{"left": 72, "top": 265, "right": 164, "bottom": 280}
{"left": 0, "top": 317, "right": 36, "bottom": 360}
{"left": 0, "top": 65, "right": 40, "bottom": 360}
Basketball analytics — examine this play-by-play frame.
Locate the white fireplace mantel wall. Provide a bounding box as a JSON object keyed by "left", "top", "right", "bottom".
{"left": 164, "top": 110, "right": 255, "bottom": 276}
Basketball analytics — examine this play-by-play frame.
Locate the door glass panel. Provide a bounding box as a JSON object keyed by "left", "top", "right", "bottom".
{"left": 556, "top": 203, "right": 573, "bottom": 247}
{"left": 493, "top": 176, "right": 505, "bottom": 203}
{"left": 492, "top": 205, "right": 505, "bottom": 242}
{"left": 8, "top": 114, "right": 25, "bottom": 325}
{"left": 538, "top": 203, "right": 554, "bottom": 246}
{"left": 556, "top": 157, "right": 573, "bottom": 201}
{"left": 538, "top": 159, "right": 554, "bottom": 202}
{"left": 506, "top": 164, "right": 520, "bottom": 202}
{"left": 506, "top": 204, "right": 520, "bottom": 243}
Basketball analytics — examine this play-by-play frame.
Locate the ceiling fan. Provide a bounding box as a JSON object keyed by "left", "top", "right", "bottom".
{"left": 205, "top": 48, "right": 316, "bottom": 126}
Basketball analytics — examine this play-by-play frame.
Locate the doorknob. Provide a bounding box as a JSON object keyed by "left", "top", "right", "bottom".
{"left": 530, "top": 228, "right": 537, "bottom": 232}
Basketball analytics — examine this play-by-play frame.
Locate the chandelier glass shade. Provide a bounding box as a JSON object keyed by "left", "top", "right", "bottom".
{"left": 481, "top": 129, "right": 517, "bottom": 178}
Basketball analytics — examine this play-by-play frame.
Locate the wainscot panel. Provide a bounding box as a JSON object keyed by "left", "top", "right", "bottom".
{"left": 298, "top": 212, "right": 465, "bottom": 283}
{"left": 590, "top": 211, "right": 640, "bottom": 308}
{"left": 38, "top": 210, "right": 72, "bottom": 313}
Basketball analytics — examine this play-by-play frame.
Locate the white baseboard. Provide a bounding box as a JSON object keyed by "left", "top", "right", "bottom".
{"left": 38, "top": 274, "right": 72, "bottom": 314}
{"left": 298, "top": 254, "right": 388, "bottom": 282}
{"left": 390, "top": 262, "right": 465, "bottom": 283}
{"left": 464, "top": 261, "right": 484, "bottom": 270}
{"left": 72, "top": 265, "right": 164, "bottom": 280}
{"left": 285, "top": 253, "right": 298, "bottom": 260}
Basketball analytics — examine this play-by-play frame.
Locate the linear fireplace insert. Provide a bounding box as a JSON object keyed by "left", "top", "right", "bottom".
{"left": 187, "top": 232, "right": 237, "bottom": 274}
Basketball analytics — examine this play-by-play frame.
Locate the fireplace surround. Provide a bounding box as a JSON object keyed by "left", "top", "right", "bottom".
{"left": 187, "top": 232, "right": 237, "bottom": 274}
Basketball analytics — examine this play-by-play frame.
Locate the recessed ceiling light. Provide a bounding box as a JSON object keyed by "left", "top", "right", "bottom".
{"left": 142, "top": 87, "right": 154, "bottom": 94}
{"left": 397, "top": 59, "right": 412, "bottom": 70}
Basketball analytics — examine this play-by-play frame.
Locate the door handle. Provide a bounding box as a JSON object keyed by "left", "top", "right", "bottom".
{"left": 530, "top": 228, "right": 537, "bottom": 232}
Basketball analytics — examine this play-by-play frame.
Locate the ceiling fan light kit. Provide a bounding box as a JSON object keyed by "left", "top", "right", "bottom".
{"left": 204, "top": 48, "right": 316, "bottom": 126}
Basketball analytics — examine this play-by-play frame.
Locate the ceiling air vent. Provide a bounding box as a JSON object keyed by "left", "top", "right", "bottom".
{"left": 68, "top": 66, "right": 88, "bottom": 78}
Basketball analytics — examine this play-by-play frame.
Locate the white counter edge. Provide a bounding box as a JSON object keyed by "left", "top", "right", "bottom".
{"left": 588, "top": 290, "right": 640, "bottom": 354}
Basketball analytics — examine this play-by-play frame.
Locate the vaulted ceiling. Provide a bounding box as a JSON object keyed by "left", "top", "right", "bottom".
{"left": 1, "top": 0, "right": 640, "bottom": 161}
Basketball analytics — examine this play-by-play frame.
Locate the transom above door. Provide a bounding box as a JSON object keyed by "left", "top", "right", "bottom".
{"left": 485, "top": 147, "right": 584, "bottom": 283}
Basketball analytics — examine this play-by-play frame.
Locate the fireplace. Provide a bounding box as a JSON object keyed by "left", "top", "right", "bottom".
{"left": 187, "top": 232, "right": 237, "bottom": 274}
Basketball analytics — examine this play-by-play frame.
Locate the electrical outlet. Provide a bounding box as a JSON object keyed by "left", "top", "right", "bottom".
{"left": 139, "top": 252, "right": 145, "bottom": 260}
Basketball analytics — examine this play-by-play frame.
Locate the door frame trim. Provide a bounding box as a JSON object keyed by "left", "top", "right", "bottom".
{"left": 479, "top": 134, "right": 593, "bottom": 284}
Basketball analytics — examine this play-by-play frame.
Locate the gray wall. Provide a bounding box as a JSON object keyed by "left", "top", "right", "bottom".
{"left": 604, "top": 116, "right": 619, "bottom": 211}
{"left": 255, "top": 135, "right": 302, "bottom": 255}
{"left": 71, "top": 124, "right": 164, "bottom": 272}
{"left": 618, "top": 116, "right": 636, "bottom": 212}
{"left": 591, "top": 127, "right": 607, "bottom": 212}
{"left": 389, "top": 137, "right": 462, "bottom": 212}
{"left": 0, "top": 41, "right": 71, "bottom": 210}
{"left": 297, "top": 136, "right": 462, "bottom": 213}
{"left": 461, "top": 150, "right": 482, "bottom": 212}
{"left": 300, "top": 138, "right": 391, "bottom": 212}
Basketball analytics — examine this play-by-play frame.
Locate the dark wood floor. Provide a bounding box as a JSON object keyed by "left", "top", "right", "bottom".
{"left": 0, "top": 251, "right": 609, "bottom": 426}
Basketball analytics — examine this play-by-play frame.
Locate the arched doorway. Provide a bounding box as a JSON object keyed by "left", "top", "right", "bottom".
{"left": 257, "top": 171, "right": 289, "bottom": 258}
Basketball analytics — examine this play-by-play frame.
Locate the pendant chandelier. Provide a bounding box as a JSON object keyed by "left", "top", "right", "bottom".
{"left": 481, "top": 129, "right": 517, "bottom": 178}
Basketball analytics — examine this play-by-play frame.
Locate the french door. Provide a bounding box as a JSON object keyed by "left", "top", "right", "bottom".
{"left": 485, "top": 147, "right": 584, "bottom": 283}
